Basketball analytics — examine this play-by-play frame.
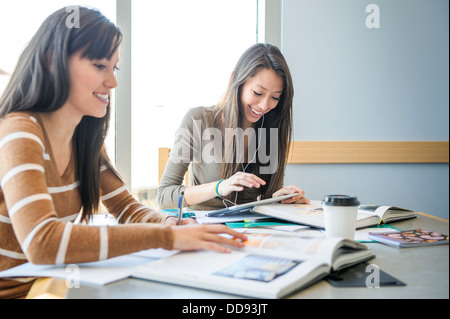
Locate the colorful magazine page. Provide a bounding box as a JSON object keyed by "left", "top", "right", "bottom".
{"left": 368, "top": 229, "right": 449, "bottom": 248}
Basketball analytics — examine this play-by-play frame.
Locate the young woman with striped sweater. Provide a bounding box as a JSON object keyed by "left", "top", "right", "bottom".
{"left": 0, "top": 6, "right": 246, "bottom": 299}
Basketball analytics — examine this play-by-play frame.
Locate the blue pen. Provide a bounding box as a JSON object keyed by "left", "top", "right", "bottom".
{"left": 177, "top": 190, "right": 185, "bottom": 225}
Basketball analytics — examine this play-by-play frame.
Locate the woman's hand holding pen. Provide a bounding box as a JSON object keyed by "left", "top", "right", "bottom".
{"left": 171, "top": 224, "right": 248, "bottom": 253}
{"left": 273, "top": 185, "right": 310, "bottom": 204}
{"left": 217, "top": 172, "right": 266, "bottom": 197}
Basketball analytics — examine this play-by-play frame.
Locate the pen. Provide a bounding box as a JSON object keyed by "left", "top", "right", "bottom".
{"left": 177, "top": 190, "right": 185, "bottom": 225}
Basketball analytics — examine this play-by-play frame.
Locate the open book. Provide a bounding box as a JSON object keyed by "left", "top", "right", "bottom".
{"left": 132, "top": 230, "right": 374, "bottom": 299}
{"left": 252, "top": 201, "right": 416, "bottom": 230}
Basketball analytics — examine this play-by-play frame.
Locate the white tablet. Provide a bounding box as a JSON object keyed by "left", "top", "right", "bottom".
{"left": 205, "top": 193, "right": 298, "bottom": 217}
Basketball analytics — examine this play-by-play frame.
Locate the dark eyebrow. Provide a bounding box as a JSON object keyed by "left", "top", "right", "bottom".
{"left": 256, "top": 84, "right": 283, "bottom": 94}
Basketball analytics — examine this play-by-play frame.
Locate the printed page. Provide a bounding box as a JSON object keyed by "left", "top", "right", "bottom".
{"left": 239, "top": 230, "right": 344, "bottom": 266}
{"left": 132, "top": 249, "right": 330, "bottom": 298}
{"left": 253, "top": 203, "right": 326, "bottom": 227}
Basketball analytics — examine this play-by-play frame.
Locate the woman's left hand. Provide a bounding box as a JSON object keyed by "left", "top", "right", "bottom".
{"left": 165, "top": 217, "right": 197, "bottom": 226}
{"left": 273, "top": 185, "right": 310, "bottom": 204}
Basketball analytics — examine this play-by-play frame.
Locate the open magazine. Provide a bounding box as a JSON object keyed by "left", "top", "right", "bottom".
{"left": 252, "top": 201, "right": 416, "bottom": 229}
{"left": 132, "top": 230, "right": 374, "bottom": 299}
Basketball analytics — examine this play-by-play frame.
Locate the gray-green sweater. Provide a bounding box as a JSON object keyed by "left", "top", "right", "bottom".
{"left": 156, "top": 106, "right": 280, "bottom": 210}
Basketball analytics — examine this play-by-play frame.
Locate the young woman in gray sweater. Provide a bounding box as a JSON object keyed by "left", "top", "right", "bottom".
{"left": 157, "top": 43, "right": 310, "bottom": 211}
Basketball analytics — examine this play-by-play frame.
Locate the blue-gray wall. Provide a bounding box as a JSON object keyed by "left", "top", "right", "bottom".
{"left": 281, "top": 0, "right": 449, "bottom": 219}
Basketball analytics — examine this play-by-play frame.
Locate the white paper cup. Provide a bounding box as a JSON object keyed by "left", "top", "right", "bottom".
{"left": 322, "top": 195, "right": 360, "bottom": 239}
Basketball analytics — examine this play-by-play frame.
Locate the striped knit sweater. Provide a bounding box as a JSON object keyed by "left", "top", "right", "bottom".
{"left": 0, "top": 112, "right": 173, "bottom": 299}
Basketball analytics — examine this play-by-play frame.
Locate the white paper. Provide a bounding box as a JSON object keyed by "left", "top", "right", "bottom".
{"left": 0, "top": 248, "right": 178, "bottom": 285}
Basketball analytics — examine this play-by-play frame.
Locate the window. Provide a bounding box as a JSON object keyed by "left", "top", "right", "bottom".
{"left": 131, "top": 0, "right": 258, "bottom": 197}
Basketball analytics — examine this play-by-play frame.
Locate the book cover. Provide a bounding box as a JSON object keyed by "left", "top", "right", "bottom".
{"left": 368, "top": 229, "right": 449, "bottom": 248}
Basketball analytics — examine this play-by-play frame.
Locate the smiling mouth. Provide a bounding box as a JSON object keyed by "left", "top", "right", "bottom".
{"left": 94, "top": 93, "right": 109, "bottom": 103}
{"left": 249, "top": 105, "right": 264, "bottom": 116}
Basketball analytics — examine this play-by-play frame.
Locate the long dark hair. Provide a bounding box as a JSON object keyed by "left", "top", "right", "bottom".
{"left": 214, "top": 43, "right": 294, "bottom": 200}
{"left": 0, "top": 6, "right": 123, "bottom": 222}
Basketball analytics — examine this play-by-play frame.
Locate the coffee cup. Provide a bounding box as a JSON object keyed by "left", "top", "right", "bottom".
{"left": 322, "top": 195, "right": 360, "bottom": 239}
